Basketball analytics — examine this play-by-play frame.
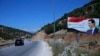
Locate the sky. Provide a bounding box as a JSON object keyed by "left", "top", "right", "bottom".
{"left": 0, "top": 0, "right": 91, "bottom": 33}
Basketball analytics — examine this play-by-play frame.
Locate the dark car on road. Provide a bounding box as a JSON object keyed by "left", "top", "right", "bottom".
{"left": 15, "top": 38, "right": 24, "bottom": 46}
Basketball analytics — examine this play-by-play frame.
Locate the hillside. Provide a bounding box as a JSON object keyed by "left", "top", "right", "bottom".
{"left": 32, "top": 0, "right": 100, "bottom": 55}
{"left": 41, "top": 0, "right": 100, "bottom": 34}
{"left": 0, "top": 25, "right": 33, "bottom": 40}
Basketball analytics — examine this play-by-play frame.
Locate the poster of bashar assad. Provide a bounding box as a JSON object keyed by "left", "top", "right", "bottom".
{"left": 67, "top": 17, "right": 99, "bottom": 34}
{"left": 87, "top": 19, "right": 99, "bottom": 34}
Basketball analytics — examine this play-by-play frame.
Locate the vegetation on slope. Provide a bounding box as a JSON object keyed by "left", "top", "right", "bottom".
{"left": 0, "top": 25, "right": 33, "bottom": 40}
{"left": 41, "top": 0, "right": 100, "bottom": 34}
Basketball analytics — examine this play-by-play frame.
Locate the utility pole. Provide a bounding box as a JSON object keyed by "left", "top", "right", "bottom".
{"left": 2, "top": 27, "right": 3, "bottom": 33}
{"left": 52, "top": 0, "right": 56, "bottom": 43}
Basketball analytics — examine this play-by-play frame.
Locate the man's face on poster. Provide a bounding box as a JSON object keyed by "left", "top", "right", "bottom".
{"left": 88, "top": 21, "right": 95, "bottom": 29}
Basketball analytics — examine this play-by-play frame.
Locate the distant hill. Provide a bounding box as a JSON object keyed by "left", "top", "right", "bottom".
{"left": 41, "top": 0, "right": 100, "bottom": 34}
{"left": 0, "top": 25, "right": 33, "bottom": 40}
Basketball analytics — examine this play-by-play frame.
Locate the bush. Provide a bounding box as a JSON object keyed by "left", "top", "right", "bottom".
{"left": 89, "top": 41, "right": 98, "bottom": 46}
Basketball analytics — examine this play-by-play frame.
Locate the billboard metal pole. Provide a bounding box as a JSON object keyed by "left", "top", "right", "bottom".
{"left": 76, "top": 32, "right": 79, "bottom": 43}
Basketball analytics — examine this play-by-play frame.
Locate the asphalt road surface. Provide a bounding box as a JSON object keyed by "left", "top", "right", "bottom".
{"left": 0, "top": 40, "right": 51, "bottom": 56}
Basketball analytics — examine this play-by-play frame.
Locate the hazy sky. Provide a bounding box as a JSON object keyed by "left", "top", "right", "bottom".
{"left": 0, "top": 0, "right": 91, "bottom": 33}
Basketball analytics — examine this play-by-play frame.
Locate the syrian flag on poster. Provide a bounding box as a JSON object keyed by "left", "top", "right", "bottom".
{"left": 67, "top": 17, "right": 99, "bottom": 32}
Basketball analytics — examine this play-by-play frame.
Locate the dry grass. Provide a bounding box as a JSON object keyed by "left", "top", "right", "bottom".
{"left": 46, "top": 39, "right": 66, "bottom": 56}
{"left": 76, "top": 46, "right": 100, "bottom": 56}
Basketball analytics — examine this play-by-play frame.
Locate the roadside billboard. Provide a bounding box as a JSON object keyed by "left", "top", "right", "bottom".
{"left": 67, "top": 17, "right": 99, "bottom": 34}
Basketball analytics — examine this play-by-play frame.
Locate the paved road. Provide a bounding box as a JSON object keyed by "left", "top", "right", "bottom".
{"left": 0, "top": 40, "right": 42, "bottom": 56}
